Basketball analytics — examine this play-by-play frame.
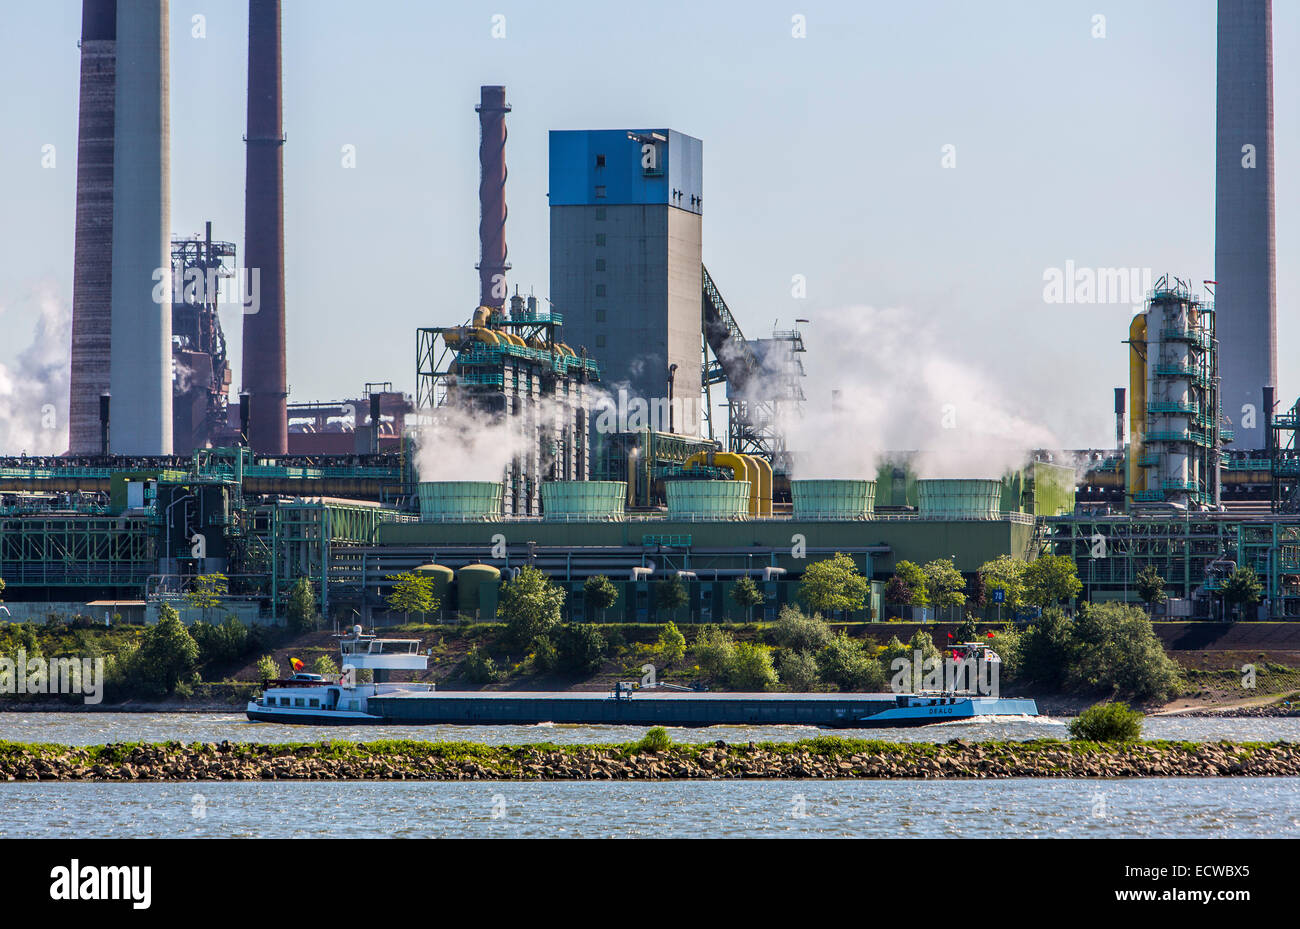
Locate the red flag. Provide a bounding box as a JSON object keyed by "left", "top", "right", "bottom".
{"left": 946, "top": 632, "right": 953, "bottom": 639}
{"left": 289, "top": 657, "right": 304, "bottom": 672}
{"left": 987, "top": 632, "right": 994, "bottom": 638}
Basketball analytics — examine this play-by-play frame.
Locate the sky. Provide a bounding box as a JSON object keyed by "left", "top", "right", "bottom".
{"left": 0, "top": 0, "right": 1295, "bottom": 455}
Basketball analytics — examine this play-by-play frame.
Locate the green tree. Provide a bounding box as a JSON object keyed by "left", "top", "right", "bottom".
{"left": 799, "top": 553, "right": 869, "bottom": 618}
{"left": 987, "top": 626, "right": 1023, "bottom": 682}
{"left": 693, "top": 625, "right": 737, "bottom": 680}
{"left": 1019, "top": 607, "right": 1075, "bottom": 690}
{"left": 189, "top": 616, "right": 249, "bottom": 666}
{"left": 286, "top": 577, "right": 321, "bottom": 632}
{"left": 499, "top": 565, "right": 565, "bottom": 649}
{"left": 583, "top": 575, "right": 619, "bottom": 621}
{"left": 816, "top": 631, "right": 885, "bottom": 691}
{"left": 776, "top": 649, "right": 820, "bottom": 692}
{"left": 1069, "top": 602, "right": 1181, "bottom": 702}
{"left": 889, "top": 560, "right": 929, "bottom": 609}
{"left": 657, "top": 621, "right": 687, "bottom": 665}
{"left": 978, "top": 555, "right": 1027, "bottom": 611}
{"left": 907, "top": 629, "right": 940, "bottom": 664}
{"left": 922, "top": 557, "right": 966, "bottom": 619}
{"left": 255, "top": 654, "right": 280, "bottom": 681}
{"left": 311, "top": 654, "right": 340, "bottom": 677}
{"left": 556, "top": 623, "right": 608, "bottom": 674}
{"left": 384, "top": 573, "right": 439, "bottom": 624}
{"left": 1023, "top": 554, "right": 1082, "bottom": 608}
{"left": 134, "top": 603, "right": 200, "bottom": 695}
{"left": 655, "top": 577, "right": 689, "bottom": 622}
{"left": 1222, "top": 566, "right": 1264, "bottom": 620}
{"left": 729, "top": 576, "right": 766, "bottom": 621}
{"left": 772, "top": 605, "right": 831, "bottom": 653}
{"left": 729, "top": 643, "right": 779, "bottom": 691}
{"left": 1136, "top": 565, "right": 1168, "bottom": 610}
{"left": 184, "top": 572, "right": 228, "bottom": 625}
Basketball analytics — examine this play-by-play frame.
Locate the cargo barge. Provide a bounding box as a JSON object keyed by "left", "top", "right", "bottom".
{"left": 246, "top": 630, "right": 1039, "bottom": 728}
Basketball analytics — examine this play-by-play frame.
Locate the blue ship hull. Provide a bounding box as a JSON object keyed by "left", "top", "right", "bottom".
{"left": 247, "top": 691, "right": 1040, "bottom": 728}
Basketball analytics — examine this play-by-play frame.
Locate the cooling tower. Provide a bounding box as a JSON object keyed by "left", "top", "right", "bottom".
{"left": 1215, "top": 0, "right": 1277, "bottom": 450}
{"left": 107, "top": 0, "right": 171, "bottom": 455}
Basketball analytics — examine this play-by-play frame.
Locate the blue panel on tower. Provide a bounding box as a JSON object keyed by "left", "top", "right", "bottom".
{"left": 549, "top": 129, "right": 702, "bottom": 212}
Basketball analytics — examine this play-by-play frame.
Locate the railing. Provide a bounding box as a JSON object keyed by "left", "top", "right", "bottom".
{"left": 1148, "top": 401, "right": 1199, "bottom": 415}
{"left": 411, "top": 510, "right": 1037, "bottom": 526}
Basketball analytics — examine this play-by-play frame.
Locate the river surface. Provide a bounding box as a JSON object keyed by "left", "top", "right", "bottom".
{"left": 1, "top": 712, "right": 1298, "bottom": 746}
{"left": 1, "top": 778, "right": 1297, "bottom": 838}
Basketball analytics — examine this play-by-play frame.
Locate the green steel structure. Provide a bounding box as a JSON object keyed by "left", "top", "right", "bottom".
{"left": 0, "top": 514, "right": 154, "bottom": 589}
{"left": 1049, "top": 513, "right": 1300, "bottom": 617}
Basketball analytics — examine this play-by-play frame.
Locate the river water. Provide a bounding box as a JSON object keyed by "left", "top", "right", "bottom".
{"left": 1, "top": 712, "right": 1298, "bottom": 747}
{"left": 1, "top": 778, "right": 1297, "bottom": 838}
{"left": 2, "top": 714, "right": 1296, "bottom": 838}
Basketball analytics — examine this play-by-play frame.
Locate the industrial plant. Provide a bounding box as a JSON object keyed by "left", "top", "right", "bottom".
{"left": 1, "top": 0, "right": 1295, "bottom": 629}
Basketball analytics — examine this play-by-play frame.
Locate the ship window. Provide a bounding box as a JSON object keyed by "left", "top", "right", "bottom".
{"left": 309, "top": 699, "right": 320, "bottom": 708}
{"left": 294, "top": 698, "right": 305, "bottom": 708}
{"left": 279, "top": 697, "right": 290, "bottom": 706}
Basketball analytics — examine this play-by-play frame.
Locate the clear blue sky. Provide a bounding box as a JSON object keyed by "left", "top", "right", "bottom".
{"left": 0, "top": 0, "right": 1295, "bottom": 452}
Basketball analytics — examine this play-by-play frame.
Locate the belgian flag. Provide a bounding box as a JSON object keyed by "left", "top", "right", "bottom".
{"left": 289, "top": 658, "right": 304, "bottom": 673}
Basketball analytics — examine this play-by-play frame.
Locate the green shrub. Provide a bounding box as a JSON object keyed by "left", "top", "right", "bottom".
{"left": 987, "top": 626, "right": 1022, "bottom": 682}
{"left": 1068, "top": 602, "right": 1182, "bottom": 702}
{"left": 772, "top": 605, "right": 831, "bottom": 653}
{"left": 776, "top": 649, "right": 820, "bottom": 692}
{"left": 255, "top": 654, "right": 280, "bottom": 681}
{"left": 190, "top": 616, "right": 250, "bottom": 667}
{"left": 693, "top": 625, "right": 736, "bottom": 679}
{"left": 1019, "top": 607, "right": 1075, "bottom": 690}
{"left": 311, "top": 655, "right": 339, "bottom": 677}
{"left": 817, "top": 631, "right": 886, "bottom": 692}
{"left": 463, "top": 645, "right": 499, "bottom": 684}
{"left": 636, "top": 726, "right": 672, "bottom": 753}
{"left": 556, "top": 624, "right": 607, "bottom": 674}
{"left": 531, "top": 636, "right": 558, "bottom": 672}
{"left": 729, "top": 642, "right": 779, "bottom": 691}
{"left": 656, "top": 621, "right": 687, "bottom": 665}
{"left": 1069, "top": 702, "right": 1143, "bottom": 742}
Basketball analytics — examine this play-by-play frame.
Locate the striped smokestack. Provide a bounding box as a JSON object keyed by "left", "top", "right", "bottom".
{"left": 241, "top": 0, "right": 288, "bottom": 454}
{"left": 108, "top": 0, "right": 171, "bottom": 455}
{"left": 476, "top": 85, "right": 510, "bottom": 310}
{"left": 68, "top": 0, "right": 117, "bottom": 454}
{"left": 1215, "top": 0, "right": 1277, "bottom": 450}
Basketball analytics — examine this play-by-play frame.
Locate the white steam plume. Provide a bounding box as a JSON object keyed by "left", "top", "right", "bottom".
{"left": 768, "top": 304, "right": 1061, "bottom": 480}
{"left": 0, "top": 286, "right": 71, "bottom": 456}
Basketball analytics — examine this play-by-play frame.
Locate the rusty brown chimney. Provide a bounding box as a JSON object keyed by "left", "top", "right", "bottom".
{"left": 476, "top": 85, "right": 510, "bottom": 311}
{"left": 241, "top": 0, "right": 288, "bottom": 454}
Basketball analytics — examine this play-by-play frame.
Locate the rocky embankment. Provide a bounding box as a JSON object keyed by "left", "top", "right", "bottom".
{"left": 3, "top": 738, "right": 1300, "bottom": 780}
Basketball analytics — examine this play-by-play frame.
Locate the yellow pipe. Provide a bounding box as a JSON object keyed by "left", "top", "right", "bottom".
{"left": 748, "top": 455, "right": 774, "bottom": 516}
{"left": 682, "top": 451, "right": 769, "bottom": 516}
{"left": 1128, "top": 313, "right": 1147, "bottom": 498}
